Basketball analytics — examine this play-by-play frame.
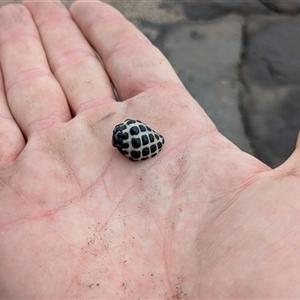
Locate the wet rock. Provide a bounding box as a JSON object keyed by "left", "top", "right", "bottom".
{"left": 240, "top": 16, "right": 300, "bottom": 167}
{"left": 155, "top": 15, "right": 251, "bottom": 153}
{"left": 108, "top": 1, "right": 185, "bottom": 26}
{"left": 181, "top": 0, "right": 270, "bottom": 20}
{"left": 260, "top": 0, "right": 300, "bottom": 14}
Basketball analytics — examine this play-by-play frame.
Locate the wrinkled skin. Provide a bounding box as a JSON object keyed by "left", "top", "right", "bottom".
{"left": 0, "top": 1, "right": 300, "bottom": 298}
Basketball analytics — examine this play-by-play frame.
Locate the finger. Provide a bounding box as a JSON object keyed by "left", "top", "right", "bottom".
{"left": 277, "top": 131, "right": 300, "bottom": 175}
{"left": 296, "top": 131, "right": 300, "bottom": 148}
{"left": 23, "top": 0, "right": 115, "bottom": 115}
{"left": 0, "top": 65, "right": 25, "bottom": 164}
{"left": 69, "top": 0, "right": 183, "bottom": 101}
{"left": 0, "top": 4, "right": 71, "bottom": 138}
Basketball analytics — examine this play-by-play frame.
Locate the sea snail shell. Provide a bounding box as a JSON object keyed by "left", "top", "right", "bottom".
{"left": 112, "top": 119, "right": 165, "bottom": 161}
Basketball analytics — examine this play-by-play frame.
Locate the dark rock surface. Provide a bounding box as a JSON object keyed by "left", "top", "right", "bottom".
{"left": 181, "top": 0, "right": 270, "bottom": 20}
{"left": 153, "top": 16, "right": 251, "bottom": 153}
{"left": 240, "top": 16, "right": 300, "bottom": 167}
{"left": 107, "top": 0, "right": 185, "bottom": 25}
{"left": 260, "top": 0, "right": 300, "bottom": 14}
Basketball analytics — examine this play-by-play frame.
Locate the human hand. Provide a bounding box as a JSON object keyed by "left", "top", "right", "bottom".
{"left": 1, "top": 0, "right": 300, "bottom": 298}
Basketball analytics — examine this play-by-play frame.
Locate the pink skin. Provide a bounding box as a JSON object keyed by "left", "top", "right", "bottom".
{"left": 0, "top": 0, "right": 300, "bottom": 298}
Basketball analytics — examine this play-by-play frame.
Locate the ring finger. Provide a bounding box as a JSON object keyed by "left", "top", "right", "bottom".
{"left": 0, "top": 4, "right": 71, "bottom": 138}
{"left": 23, "top": 0, "right": 116, "bottom": 115}
{"left": 0, "top": 65, "right": 25, "bottom": 163}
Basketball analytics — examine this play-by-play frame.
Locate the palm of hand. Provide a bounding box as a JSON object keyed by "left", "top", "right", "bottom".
{"left": 1, "top": 1, "right": 300, "bottom": 299}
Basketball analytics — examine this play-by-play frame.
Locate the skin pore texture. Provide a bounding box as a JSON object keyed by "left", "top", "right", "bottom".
{"left": 1, "top": 0, "right": 300, "bottom": 298}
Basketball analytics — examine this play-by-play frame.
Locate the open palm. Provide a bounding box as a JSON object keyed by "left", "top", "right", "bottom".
{"left": 1, "top": 1, "right": 300, "bottom": 298}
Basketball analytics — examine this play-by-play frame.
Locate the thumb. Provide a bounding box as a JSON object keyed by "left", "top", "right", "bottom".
{"left": 277, "top": 131, "right": 300, "bottom": 176}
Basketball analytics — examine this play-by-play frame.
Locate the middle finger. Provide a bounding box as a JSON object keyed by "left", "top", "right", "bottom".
{"left": 23, "top": 0, "right": 116, "bottom": 115}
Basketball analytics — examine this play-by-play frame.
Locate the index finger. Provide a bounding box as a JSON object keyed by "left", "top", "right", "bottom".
{"left": 69, "top": 0, "right": 183, "bottom": 101}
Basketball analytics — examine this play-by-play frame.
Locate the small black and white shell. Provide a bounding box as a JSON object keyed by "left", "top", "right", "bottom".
{"left": 112, "top": 119, "right": 165, "bottom": 161}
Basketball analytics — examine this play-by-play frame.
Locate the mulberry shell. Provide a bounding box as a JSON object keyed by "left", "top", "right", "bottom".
{"left": 112, "top": 119, "right": 165, "bottom": 161}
